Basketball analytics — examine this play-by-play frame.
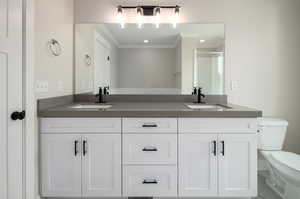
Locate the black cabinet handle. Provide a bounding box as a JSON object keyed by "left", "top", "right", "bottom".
{"left": 142, "top": 124, "right": 158, "bottom": 128}
{"left": 212, "top": 140, "right": 217, "bottom": 156}
{"left": 74, "top": 140, "right": 79, "bottom": 156}
{"left": 11, "top": 110, "right": 25, "bottom": 120}
{"left": 142, "top": 147, "right": 158, "bottom": 152}
{"left": 83, "top": 140, "right": 87, "bottom": 156}
{"left": 142, "top": 179, "right": 158, "bottom": 184}
{"left": 221, "top": 141, "right": 225, "bottom": 156}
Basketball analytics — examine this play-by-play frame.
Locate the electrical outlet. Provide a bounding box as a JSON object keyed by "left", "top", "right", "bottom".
{"left": 35, "top": 80, "right": 48, "bottom": 92}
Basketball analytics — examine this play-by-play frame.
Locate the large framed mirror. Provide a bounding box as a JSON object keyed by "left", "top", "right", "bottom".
{"left": 75, "top": 23, "right": 225, "bottom": 95}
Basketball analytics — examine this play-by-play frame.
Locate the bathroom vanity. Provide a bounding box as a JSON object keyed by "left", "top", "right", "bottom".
{"left": 38, "top": 22, "right": 262, "bottom": 198}
{"left": 38, "top": 98, "right": 261, "bottom": 198}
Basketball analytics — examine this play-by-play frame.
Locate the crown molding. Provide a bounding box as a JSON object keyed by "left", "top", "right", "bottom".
{"left": 96, "top": 24, "right": 120, "bottom": 47}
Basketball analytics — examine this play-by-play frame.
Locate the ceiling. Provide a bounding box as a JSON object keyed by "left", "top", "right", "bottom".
{"left": 102, "top": 23, "right": 224, "bottom": 48}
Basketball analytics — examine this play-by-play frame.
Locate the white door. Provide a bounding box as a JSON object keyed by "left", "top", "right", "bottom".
{"left": 41, "top": 134, "right": 82, "bottom": 197}
{"left": 94, "top": 31, "right": 111, "bottom": 94}
{"left": 179, "top": 134, "right": 218, "bottom": 197}
{"left": 82, "top": 134, "right": 121, "bottom": 197}
{"left": 0, "top": 0, "right": 23, "bottom": 198}
{"left": 218, "top": 134, "right": 257, "bottom": 197}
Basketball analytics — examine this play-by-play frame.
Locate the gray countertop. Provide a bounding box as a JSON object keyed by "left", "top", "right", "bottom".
{"left": 38, "top": 102, "right": 262, "bottom": 118}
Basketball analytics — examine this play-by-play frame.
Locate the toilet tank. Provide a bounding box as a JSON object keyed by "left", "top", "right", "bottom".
{"left": 258, "top": 118, "right": 288, "bottom": 150}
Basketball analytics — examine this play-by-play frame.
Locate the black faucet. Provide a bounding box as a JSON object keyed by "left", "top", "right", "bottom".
{"left": 95, "top": 86, "right": 109, "bottom": 103}
{"left": 192, "top": 87, "right": 206, "bottom": 103}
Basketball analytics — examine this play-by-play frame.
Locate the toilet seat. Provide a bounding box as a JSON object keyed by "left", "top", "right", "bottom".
{"left": 270, "top": 151, "right": 300, "bottom": 172}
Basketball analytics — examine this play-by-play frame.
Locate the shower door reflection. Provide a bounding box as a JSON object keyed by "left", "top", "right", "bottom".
{"left": 193, "top": 50, "right": 224, "bottom": 94}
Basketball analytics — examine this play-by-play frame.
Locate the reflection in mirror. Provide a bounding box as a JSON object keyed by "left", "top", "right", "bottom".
{"left": 194, "top": 50, "right": 224, "bottom": 94}
{"left": 75, "top": 23, "right": 225, "bottom": 95}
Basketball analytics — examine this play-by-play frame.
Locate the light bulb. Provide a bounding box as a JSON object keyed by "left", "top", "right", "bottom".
{"left": 172, "top": 5, "right": 180, "bottom": 28}
{"left": 137, "top": 7, "right": 143, "bottom": 29}
{"left": 154, "top": 7, "right": 161, "bottom": 28}
{"left": 117, "top": 6, "right": 125, "bottom": 28}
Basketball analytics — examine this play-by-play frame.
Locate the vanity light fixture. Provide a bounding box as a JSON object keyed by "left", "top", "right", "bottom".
{"left": 144, "top": 39, "right": 149, "bottom": 43}
{"left": 116, "top": 5, "right": 180, "bottom": 29}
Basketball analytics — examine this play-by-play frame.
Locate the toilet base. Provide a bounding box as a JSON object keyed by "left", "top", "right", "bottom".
{"left": 265, "top": 178, "right": 286, "bottom": 199}
{"left": 260, "top": 151, "right": 300, "bottom": 199}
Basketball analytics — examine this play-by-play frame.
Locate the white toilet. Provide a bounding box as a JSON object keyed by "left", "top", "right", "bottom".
{"left": 258, "top": 118, "right": 300, "bottom": 199}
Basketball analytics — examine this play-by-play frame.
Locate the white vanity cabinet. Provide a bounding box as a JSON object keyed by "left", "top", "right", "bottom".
{"left": 40, "top": 118, "right": 122, "bottom": 198}
{"left": 40, "top": 117, "right": 258, "bottom": 198}
{"left": 178, "top": 118, "right": 258, "bottom": 197}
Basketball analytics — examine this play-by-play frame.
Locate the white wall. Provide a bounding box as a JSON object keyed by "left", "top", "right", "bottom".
{"left": 75, "top": 0, "right": 300, "bottom": 153}
{"left": 118, "top": 48, "right": 177, "bottom": 88}
{"left": 34, "top": 0, "right": 74, "bottom": 99}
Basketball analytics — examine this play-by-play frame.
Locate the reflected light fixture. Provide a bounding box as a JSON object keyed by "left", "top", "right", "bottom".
{"left": 137, "top": 6, "right": 144, "bottom": 29}
{"left": 117, "top": 6, "right": 125, "bottom": 28}
{"left": 144, "top": 39, "right": 149, "bottom": 43}
{"left": 200, "top": 39, "right": 206, "bottom": 43}
{"left": 154, "top": 7, "right": 161, "bottom": 28}
{"left": 173, "top": 5, "right": 180, "bottom": 28}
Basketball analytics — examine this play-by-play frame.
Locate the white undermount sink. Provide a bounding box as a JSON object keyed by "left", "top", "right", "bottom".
{"left": 186, "top": 104, "right": 228, "bottom": 110}
{"left": 70, "top": 104, "right": 112, "bottom": 109}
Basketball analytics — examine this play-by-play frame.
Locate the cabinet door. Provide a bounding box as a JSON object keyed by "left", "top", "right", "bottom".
{"left": 179, "top": 134, "right": 218, "bottom": 197}
{"left": 82, "top": 134, "right": 121, "bottom": 197}
{"left": 218, "top": 134, "right": 257, "bottom": 197}
{"left": 41, "top": 134, "right": 81, "bottom": 197}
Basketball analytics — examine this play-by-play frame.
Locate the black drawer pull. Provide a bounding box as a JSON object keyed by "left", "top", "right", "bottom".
{"left": 142, "top": 179, "right": 158, "bottom": 184}
{"left": 142, "top": 124, "right": 158, "bottom": 128}
{"left": 142, "top": 147, "right": 158, "bottom": 152}
{"left": 212, "top": 140, "right": 217, "bottom": 156}
{"left": 83, "top": 140, "right": 87, "bottom": 156}
{"left": 221, "top": 141, "right": 225, "bottom": 156}
{"left": 74, "top": 140, "right": 79, "bottom": 156}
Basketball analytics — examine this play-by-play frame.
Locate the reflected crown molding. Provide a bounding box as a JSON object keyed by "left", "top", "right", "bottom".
{"left": 118, "top": 44, "right": 177, "bottom": 48}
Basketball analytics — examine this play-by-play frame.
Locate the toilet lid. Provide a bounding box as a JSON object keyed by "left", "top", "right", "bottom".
{"left": 270, "top": 151, "right": 300, "bottom": 172}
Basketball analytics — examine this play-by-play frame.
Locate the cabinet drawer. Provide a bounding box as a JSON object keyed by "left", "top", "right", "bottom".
{"left": 123, "top": 118, "right": 177, "bottom": 133}
{"left": 123, "top": 134, "right": 177, "bottom": 165}
{"left": 123, "top": 166, "right": 177, "bottom": 197}
{"left": 179, "top": 118, "right": 258, "bottom": 133}
{"left": 40, "top": 118, "right": 121, "bottom": 133}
